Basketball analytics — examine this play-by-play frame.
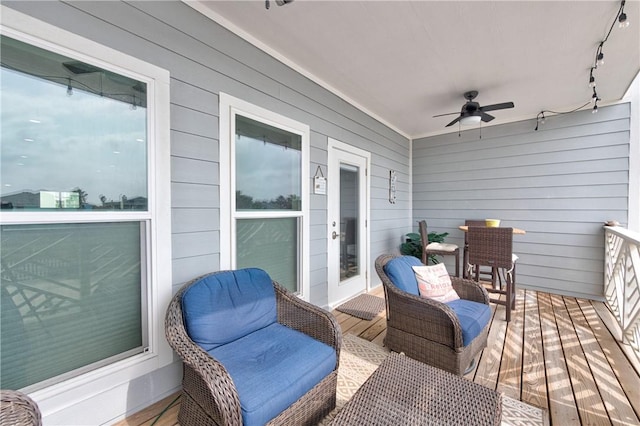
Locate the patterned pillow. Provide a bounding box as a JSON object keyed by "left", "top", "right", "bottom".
{"left": 412, "top": 263, "right": 460, "bottom": 303}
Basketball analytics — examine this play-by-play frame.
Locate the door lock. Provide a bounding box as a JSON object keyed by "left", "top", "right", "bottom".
{"left": 332, "top": 231, "right": 339, "bottom": 240}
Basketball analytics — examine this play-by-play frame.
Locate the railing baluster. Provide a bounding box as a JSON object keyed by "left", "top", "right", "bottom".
{"left": 604, "top": 226, "right": 640, "bottom": 362}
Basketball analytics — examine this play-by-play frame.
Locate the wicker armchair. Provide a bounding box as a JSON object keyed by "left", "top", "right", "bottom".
{"left": 0, "top": 390, "right": 42, "bottom": 426}
{"left": 165, "top": 268, "right": 341, "bottom": 426}
{"left": 375, "top": 254, "right": 491, "bottom": 375}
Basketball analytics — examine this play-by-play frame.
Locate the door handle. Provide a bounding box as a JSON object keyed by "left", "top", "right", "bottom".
{"left": 332, "top": 231, "right": 339, "bottom": 240}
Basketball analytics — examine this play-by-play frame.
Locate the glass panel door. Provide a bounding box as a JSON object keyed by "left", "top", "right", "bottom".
{"left": 327, "top": 139, "right": 369, "bottom": 306}
{"left": 340, "top": 164, "right": 359, "bottom": 281}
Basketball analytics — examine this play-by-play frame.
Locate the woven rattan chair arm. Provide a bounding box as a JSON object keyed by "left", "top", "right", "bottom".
{"left": 165, "top": 281, "right": 242, "bottom": 425}
{"left": 384, "top": 283, "right": 464, "bottom": 348}
{"left": 451, "top": 277, "right": 490, "bottom": 304}
{"left": 0, "top": 390, "right": 42, "bottom": 426}
{"left": 273, "top": 282, "right": 342, "bottom": 366}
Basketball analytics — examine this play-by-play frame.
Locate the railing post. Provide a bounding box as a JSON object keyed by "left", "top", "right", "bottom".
{"left": 604, "top": 226, "right": 640, "bottom": 361}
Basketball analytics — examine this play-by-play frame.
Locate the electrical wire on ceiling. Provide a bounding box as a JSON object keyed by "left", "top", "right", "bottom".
{"left": 534, "top": 0, "right": 630, "bottom": 131}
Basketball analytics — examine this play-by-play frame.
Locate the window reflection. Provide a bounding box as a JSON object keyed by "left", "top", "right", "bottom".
{"left": 235, "top": 115, "right": 301, "bottom": 211}
{"left": 236, "top": 218, "right": 298, "bottom": 292}
{"left": 0, "top": 35, "right": 147, "bottom": 211}
{"left": 0, "top": 222, "right": 143, "bottom": 390}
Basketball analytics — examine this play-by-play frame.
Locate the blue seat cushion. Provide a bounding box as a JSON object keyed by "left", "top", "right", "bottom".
{"left": 383, "top": 255, "right": 423, "bottom": 296}
{"left": 182, "top": 268, "right": 277, "bottom": 351}
{"left": 209, "top": 323, "right": 337, "bottom": 426}
{"left": 445, "top": 299, "right": 491, "bottom": 346}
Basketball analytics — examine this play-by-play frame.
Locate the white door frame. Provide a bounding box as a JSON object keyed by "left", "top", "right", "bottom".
{"left": 327, "top": 138, "right": 371, "bottom": 307}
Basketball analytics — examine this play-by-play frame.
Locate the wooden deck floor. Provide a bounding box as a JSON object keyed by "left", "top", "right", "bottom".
{"left": 117, "top": 286, "right": 640, "bottom": 426}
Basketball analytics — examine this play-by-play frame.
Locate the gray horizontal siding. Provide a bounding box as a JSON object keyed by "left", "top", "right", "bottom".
{"left": 1, "top": 2, "right": 409, "bottom": 422}
{"left": 412, "top": 103, "right": 630, "bottom": 299}
{"left": 2, "top": 0, "right": 411, "bottom": 299}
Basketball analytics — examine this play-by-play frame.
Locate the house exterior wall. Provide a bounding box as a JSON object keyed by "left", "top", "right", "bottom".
{"left": 2, "top": 1, "right": 411, "bottom": 423}
{"left": 412, "top": 103, "right": 631, "bottom": 300}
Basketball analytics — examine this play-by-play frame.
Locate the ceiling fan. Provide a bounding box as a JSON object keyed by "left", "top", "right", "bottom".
{"left": 433, "top": 91, "right": 515, "bottom": 127}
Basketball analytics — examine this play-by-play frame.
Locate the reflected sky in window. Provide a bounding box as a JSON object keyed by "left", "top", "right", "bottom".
{"left": 235, "top": 115, "right": 301, "bottom": 209}
{"left": 1, "top": 37, "right": 147, "bottom": 210}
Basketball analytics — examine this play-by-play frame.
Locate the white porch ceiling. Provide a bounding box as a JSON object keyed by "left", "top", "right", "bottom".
{"left": 193, "top": 1, "right": 640, "bottom": 139}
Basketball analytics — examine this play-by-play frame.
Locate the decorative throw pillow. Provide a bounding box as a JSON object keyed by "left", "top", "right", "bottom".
{"left": 412, "top": 263, "right": 460, "bottom": 303}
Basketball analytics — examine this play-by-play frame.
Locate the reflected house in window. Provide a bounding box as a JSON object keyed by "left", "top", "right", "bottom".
{"left": 0, "top": 191, "right": 147, "bottom": 210}
{"left": 0, "top": 191, "right": 40, "bottom": 209}
{"left": 40, "top": 191, "right": 80, "bottom": 209}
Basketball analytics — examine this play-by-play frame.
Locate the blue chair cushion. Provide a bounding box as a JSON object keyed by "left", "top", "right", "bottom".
{"left": 383, "top": 255, "right": 423, "bottom": 296}
{"left": 181, "top": 268, "right": 277, "bottom": 351}
{"left": 445, "top": 299, "right": 491, "bottom": 346}
{"left": 209, "top": 322, "right": 337, "bottom": 426}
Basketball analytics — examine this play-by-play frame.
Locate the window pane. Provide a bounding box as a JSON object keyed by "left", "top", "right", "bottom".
{"left": 0, "top": 35, "right": 147, "bottom": 211}
{"left": 235, "top": 115, "right": 301, "bottom": 211}
{"left": 0, "top": 222, "right": 144, "bottom": 390}
{"left": 340, "top": 165, "right": 360, "bottom": 280}
{"left": 236, "top": 218, "right": 298, "bottom": 293}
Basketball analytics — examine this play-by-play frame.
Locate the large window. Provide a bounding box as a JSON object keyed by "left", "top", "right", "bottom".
{"left": 0, "top": 30, "right": 170, "bottom": 394}
{"left": 220, "top": 94, "right": 310, "bottom": 297}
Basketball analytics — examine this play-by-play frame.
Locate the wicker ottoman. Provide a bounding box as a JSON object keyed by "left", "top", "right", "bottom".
{"left": 331, "top": 352, "right": 502, "bottom": 425}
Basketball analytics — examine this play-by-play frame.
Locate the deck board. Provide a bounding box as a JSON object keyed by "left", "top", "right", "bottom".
{"left": 474, "top": 300, "right": 508, "bottom": 390}
{"left": 578, "top": 299, "right": 640, "bottom": 420}
{"left": 120, "top": 288, "right": 640, "bottom": 426}
{"left": 496, "top": 289, "right": 525, "bottom": 399}
{"left": 551, "top": 294, "right": 610, "bottom": 425}
{"left": 567, "top": 298, "right": 640, "bottom": 426}
{"left": 521, "top": 291, "right": 548, "bottom": 410}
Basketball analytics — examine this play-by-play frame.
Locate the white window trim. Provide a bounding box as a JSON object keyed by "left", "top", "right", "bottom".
{"left": 0, "top": 6, "right": 172, "bottom": 423}
{"left": 219, "top": 93, "right": 310, "bottom": 300}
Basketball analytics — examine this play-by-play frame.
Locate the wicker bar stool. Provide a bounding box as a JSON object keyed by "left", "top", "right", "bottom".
{"left": 462, "top": 219, "right": 495, "bottom": 281}
{"left": 0, "top": 390, "right": 42, "bottom": 426}
{"left": 467, "top": 227, "right": 517, "bottom": 322}
{"left": 418, "top": 220, "right": 460, "bottom": 277}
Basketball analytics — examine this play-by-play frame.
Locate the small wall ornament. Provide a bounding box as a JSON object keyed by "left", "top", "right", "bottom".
{"left": 389, "top": 170, "right": 397, "bottom": 204}
{"left": 313, "top": 165, "right": 327, "bottom": 195}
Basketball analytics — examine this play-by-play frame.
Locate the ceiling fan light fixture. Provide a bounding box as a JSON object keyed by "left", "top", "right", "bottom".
{"left": 459, "top": 115, "right": 482, "bottom": 126}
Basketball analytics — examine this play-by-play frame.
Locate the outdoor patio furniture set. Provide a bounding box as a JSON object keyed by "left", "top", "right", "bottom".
{"left": 0, "top": 228, "right": 509, "bottom": 425}
{"left": 162, "top": 244, "right": 503, "bottom": 425}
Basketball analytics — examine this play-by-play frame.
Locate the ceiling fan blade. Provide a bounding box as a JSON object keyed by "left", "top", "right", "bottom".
{"left": 480, "top": 102, "right": 514, "bottom": 112}
{"left": 480, "top": 112, "right": 495, "bottom": 122}
{"left": 445, "top": 116, "right": 462, "bottom": 127}
{"left": 433, "top": 111, "right": 459, "bottom": 118}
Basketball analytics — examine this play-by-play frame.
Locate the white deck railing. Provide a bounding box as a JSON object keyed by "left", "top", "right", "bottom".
{"left": 604, "top": 226, "right": 640, "bottom": 362}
